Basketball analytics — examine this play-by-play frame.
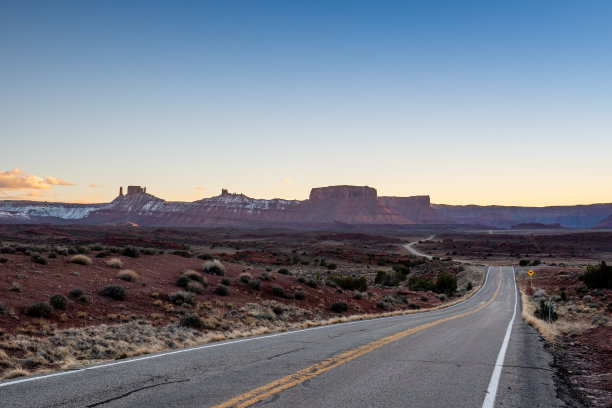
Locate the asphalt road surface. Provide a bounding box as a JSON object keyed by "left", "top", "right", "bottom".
{"left": 0, "top": 266, "right": 563, "bottom": 407}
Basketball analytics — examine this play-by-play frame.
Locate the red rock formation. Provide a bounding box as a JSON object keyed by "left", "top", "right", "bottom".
{"left": 127, "top": 186, "right": 146, "bottom": 195}
{"left": 594, "top": 214, "right": 612, "bottom": 228}
{"left": 378, "top": 195, "right": 447, "bottom": 224}
{"left": 297, "top": 186, "right": 412, "bottom": 225}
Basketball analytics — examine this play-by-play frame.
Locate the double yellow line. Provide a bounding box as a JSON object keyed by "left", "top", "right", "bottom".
{"left": 213, "top": 268, "right": 503, "bottom": 408}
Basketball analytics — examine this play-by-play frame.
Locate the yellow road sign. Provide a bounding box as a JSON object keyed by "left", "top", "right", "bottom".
{"left": 528, "top": 270, "right": 534, "bottom": 276}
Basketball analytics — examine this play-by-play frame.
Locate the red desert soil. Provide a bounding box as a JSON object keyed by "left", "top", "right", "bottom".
{"left": 517, "top": 267, "right": 612, "bottom": 408}
{"left": 0, "top": 251, "right": 445, "bottom": 336}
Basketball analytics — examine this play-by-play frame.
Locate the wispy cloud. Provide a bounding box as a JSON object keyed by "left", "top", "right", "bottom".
{"left": 89, "top": 184, "right": 103, "bottom": 188}
{"left": 282, "top": 178, "right": 291, "bottom": 184}
{"left": 196, "top": 186, "right": 206, "bottom": 191}
{"left": 0, "top": 168, "right": 74, "bottom": 190}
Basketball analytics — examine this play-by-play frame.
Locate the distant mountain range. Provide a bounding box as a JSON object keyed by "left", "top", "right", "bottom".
{"left": 1, "top": 185, "right": 612, "bottom": 229}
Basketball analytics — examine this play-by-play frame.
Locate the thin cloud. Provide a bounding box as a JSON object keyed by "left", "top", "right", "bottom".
{"left": 0, "top": 168, "right": 74, "bottom": 190}
{"left": 282, "top": 178, "right": 291, "bottom": 184}
{"left": 89, "top": 184, "right": 103, "bottom": 188}
{"left": 46, "top": 176, "right": 74, "bottom": 186}
{"left": 196, "top": 186, "right": 206, "bottom": 191}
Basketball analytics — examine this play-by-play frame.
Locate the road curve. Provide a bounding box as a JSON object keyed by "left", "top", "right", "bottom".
{"left": 0, "top": 266, "right": 562, "bottom": 407}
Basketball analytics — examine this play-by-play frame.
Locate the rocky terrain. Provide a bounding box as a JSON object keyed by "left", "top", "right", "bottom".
{"left": 0, "top": 226, "right": 476, "bottom": 380}
{"left": 2, "top": 184, "right": 612, "bottom": 228}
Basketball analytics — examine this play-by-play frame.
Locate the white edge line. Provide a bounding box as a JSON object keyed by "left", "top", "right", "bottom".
{"left": 0, "top": 266, "right": 493, "bottom": 389}
{"left": 481, "top": 266, "right": 517, "bottom": 408}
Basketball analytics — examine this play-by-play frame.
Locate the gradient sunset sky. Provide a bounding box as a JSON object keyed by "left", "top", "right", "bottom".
{"left": 1, "top": 1, "right": 611, "bottom": 206}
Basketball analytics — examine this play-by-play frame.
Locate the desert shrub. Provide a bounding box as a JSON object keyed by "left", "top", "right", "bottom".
{"left": 408, "top": 277, "right": 435, "bottom": 292}
{"left": 179, "top": 314, "right": 204, "bottom": 330}
{"left": 203, "top": 260, "right": 225, "bottom": 276}
{"left": 329, "top": 275, "right": 367, "bottom": 292}
{"left": 277, "top": 268, "right": 290, "bottom": 275}
{"left": 261, "top": 273, "right": 273, "bottom": 281}
{"left": 0, "top": 246, "right": 15, "bottom": 254}
{"left": 375, "top": 271, "right": 400, "bottom": 287}
{"left": 49, "top": 293, "right": 68, "bottom": 310}
{"left": 215, "top": 284, "right": 230, "bottom": 296}
{"left": 96, "top": 250, "right": 110, "bottom": 258}
{"left": 69, "top": 288, "right": 84, "bottom": 298}
{"left": 141, "top": 248, "right": 156, "bottom": 255}
{"left": 325, "top": 280, "right": 337, "bottom": 288}
{"left": 117, "top": 269, "right": 138, "bottom": 282}
{"left": 533, "top": 299, "right": 558, "bottom": 322}
{"left": 48, "top": 252, "right": 57, "bottom": 259}
{"left": 27, "top": 301, "right": 53, "bottom": 317}
{"left": 330, "top": 301, "right": 348, "bottom": 313}
{"left": 75, "top": 245, "right": 90, "bottom": 254}
{"left": 172, "top": 250, "right": 193, "bottom": 258}
{"left": 560, "top": 288, "right": 567, "bottom": 301}
{"left": 248, "top": 279, "right": 262, "bottom": 290}
{"left": 435, "top": 273, "right": 457, "bottom": 296}
{"left": 100, "top": 285, "right": 126, "bottom": 300}
{"left": 240, "top": 272, "right": 253, "bottom": 283}
{"left": 186, "top": 281, "right": 205, "bottom": 294}
{"left": 170, "top": 291, "right": 194, "bottom": 305}
{"left": 297, "top": 277, "right": 306, "bottom": 283}
{"left": 10, "top": 282, "right": 21, "bottom": 292}
{"left": 519, "top": 259, "right": 530, "bottom": 267}
{"left": 70, "top": 255, "right": 92, "bottom": 265}
{"left": 89, "top": 243, "right": 104, "bottom": 251}
{"left": 353, "top": 292, "right": 363, "bottom": 300}
{"left": 31, "top": 253, "right": 48, "bottom": 265}
{"left": 326, "top": 263, "right": 337, "bottom": 270}
{"left": 466, "top": 282, "right": 473, "bottom": 291}
{"left": 0, "top": 256, "right": 7, "bottom": 263}
{"left": 198, "top": 253, "right": 213, "bottom": 260}
{"left": 271, "top": 285, "right": 287, "bottom": 298}
{"left": 305, "top": 279, "right": 317, "bottom": 289}
{"left": 294, "top": 290, "right": 306, "bottom": 300}
{"left": 181, "top": 269, "right": 206, "bottom": 284}
{"left": 392, "top": 264, "right": 411, "bottom": 277}
{"left": 56, "top": 247, "right": 68, "bottom": 255}
{"left": 221, "top": 277, "right": 231, "bottom": 286}
{"left": 122, "top": 246, "right": 140, "bottom": 258}
{"left": 106, "top": 257, "right": 123, "bottom": 268}
{"left": 530, "top": 259, "right": 541, "bottom": 266}
{"left": 580, "top": 261, "right": 612, "bottom": 289}
{"left": 0, "top": 302, "right": 10, "bottom": 315}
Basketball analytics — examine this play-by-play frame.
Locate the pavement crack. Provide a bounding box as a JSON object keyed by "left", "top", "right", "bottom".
{"left": 266, "top": 347, "right": 305, "bottom": 360}
{"left": 85, "top": 379, "right": 190, "bottom": 407}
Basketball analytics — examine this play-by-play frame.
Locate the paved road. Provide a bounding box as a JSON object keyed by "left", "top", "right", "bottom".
{"left": 0, "top": 266, "right": 563, "bottom": 407}
{"left": 404, "top": 235, "right": 434, "bottom": 259}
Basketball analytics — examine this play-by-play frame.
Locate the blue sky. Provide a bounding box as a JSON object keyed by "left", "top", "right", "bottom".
{"left": 1, "top": 1, "right": 611, "bottom": 205}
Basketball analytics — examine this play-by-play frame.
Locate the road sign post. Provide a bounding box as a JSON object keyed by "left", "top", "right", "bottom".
{"left": 528, "top": 269, "right": 534, "bottom": 290}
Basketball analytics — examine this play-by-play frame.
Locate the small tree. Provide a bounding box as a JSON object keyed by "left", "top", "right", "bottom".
{"left": 580, "top": 261, "right": 612, "bottom": 289}
{"left": 435, "top": 273, "right": 457, "bottom": 296}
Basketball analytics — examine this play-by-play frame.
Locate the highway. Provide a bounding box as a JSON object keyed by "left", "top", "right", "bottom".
{"left": 0, "top": 266, "right": 563, "bottom": 407}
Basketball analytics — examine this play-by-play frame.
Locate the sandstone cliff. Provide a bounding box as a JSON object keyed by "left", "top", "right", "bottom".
{"left": 295, "top": 186, "right": 412, "bottom": 225}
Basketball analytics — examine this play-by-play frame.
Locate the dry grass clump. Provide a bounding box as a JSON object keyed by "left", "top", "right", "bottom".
{"left": 240, "top": 272, "right": 253, "bottom": 283}
{"left": 186, "top": 281, "right": 205, "bottom": 294}
{"left": 176, "top": 269, "right": 208, "bottom": 289}
{"left": 117, "top": 269, "right": 139, "bottom": 282}
{"left": 106, "top": 257, "right": 123, "bottom": 269}
{"left": 519, "top": 289, "right": 600, "bottom": 343}
{"left": 70, "top": 255, "right": 92, "bottom": 265}
{"left": 203, "top": 259, "right": 225, "bottom": 276}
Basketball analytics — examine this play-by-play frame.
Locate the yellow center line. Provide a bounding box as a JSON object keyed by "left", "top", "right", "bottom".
{"left": 212, "top": 267, "right": 504, "bottom": 408}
